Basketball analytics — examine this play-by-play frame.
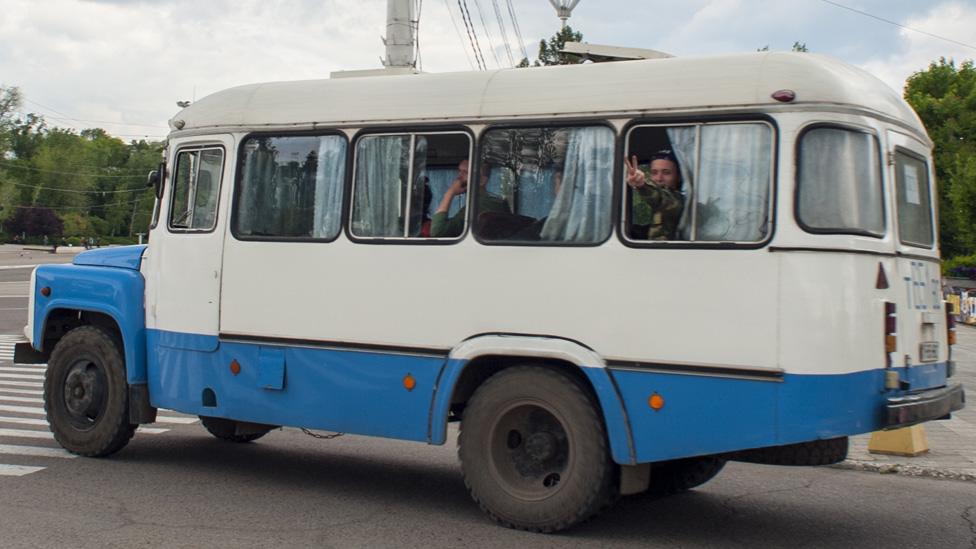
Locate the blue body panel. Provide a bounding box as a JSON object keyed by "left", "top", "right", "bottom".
{"left": 142, "top": 330, "right": 949, "bottom": 464}
{"left": 33, "top": 263, "right": 147, "bottom": 384}
{"left": 72, "top": 245, "right": 147, "bottom": 270}
{"left": 147, "top": 330, "right": 445, "bottom": 442}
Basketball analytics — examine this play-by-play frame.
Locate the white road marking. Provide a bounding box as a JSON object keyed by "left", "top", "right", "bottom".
{"left": 0, "top": 416, "right": 46, "bottom": 426}
{"left": 0, "top": 373, "right": 45, "bottom": 381}
{"left": 0, "top": 464, "right": 45, "bottom": 476}
{"left": 0, "top": 381, "right": 43, "bottom": 388}
{"left": 0, "top": 388, "right": 44, "bottom": 396}
{"left": 0, "top": 428, "right": 54, "bottom": 440}
{"left": 0, "top": 367, "right": 48, "bottom": 374}
{"left": 0, "top": 444, "right": 74, "bottom": 459}
{"left": 0, "top": 404, "right": 43, "bottom": 415}
{"left": 0, "top": 395, "right": 41, "bottom": 404}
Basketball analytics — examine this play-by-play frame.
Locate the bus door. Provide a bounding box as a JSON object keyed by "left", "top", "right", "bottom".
{"left": 886, "top": 130, "right": 945, "bottom": 386}
{"left": 144, "top": 136, "right": 232, "bottom": 351}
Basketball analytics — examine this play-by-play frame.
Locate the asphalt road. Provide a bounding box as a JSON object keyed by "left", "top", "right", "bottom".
{"left": 0, "top": 245, "right": 974, "bottom": 548}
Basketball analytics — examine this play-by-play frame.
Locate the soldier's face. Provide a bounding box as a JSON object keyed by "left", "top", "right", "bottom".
{"left": 650, "top": 159, "right": 679, "bottom": 190}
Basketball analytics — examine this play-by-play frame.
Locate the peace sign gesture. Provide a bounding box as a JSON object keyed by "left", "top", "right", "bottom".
{"left": 624, "top": 155, "right": 646, "bottom": 189}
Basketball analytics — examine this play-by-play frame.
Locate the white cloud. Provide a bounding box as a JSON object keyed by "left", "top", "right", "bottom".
{"left": 858, "top": 1, "right": 976, "bottom": 93}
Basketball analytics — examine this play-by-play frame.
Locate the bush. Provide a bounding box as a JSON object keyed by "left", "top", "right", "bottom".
{"left": 944, "top": 254, "right": 976, "bottom": 279}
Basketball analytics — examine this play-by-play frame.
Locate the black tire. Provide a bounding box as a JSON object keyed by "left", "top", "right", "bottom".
{"left": 646, "top": 456, "right": 726, "bottom": 496}
{"left": 200, "top": 416, "right": 271, "bottom": 443}
{"left": 44, "top": 325, "right": 136, "bottom": 457}
{"left": 458, "top": 366, "right": 615, "bottom": 533}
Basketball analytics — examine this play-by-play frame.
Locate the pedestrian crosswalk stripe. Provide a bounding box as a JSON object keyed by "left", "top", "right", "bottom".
{"left": 0, "top": 428, "right": 54, "bottom": 440}
{"left": 0, "top": 416, "right": 47, "bottom": 426}
{"left": 0, "top": 464, "right": 45, "bottom": 476}
{"left": 0, "top": 444, "right": 75, "bottom": 459}
{"left": 0, "top": 395, "right": 41, "bottom": 404}
{"left": 0, "top": 373, "right": 44, "bottom": 381}
{"left": 0, "top": 367, "right": 47, "bottom": 374}
{"left": 0, "top": 388, "right": 43, "bottom": 396}
{"left": 2, "top": 381, "right": 42, "bottom": 388}
{"left": 0, "top": 404, "right": 42, "bottom": 415}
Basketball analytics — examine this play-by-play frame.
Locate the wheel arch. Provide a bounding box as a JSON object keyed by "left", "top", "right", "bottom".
{"left": 428, "top": 334, "right": 636, "bottom": 465}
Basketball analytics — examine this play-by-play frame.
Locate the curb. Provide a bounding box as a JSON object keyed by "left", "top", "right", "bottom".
{"left": 833, "top": 459, "right": 976, "bottom": 483}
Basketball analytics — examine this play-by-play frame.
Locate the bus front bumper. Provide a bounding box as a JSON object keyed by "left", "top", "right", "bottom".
{"left": 885, "top": 384, "right": 965, "bottom": 428}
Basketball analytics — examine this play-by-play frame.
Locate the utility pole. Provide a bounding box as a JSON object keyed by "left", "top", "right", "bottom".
{"left": 548, "top": 0, "right": 581, "bottom": 28}
{"left": 382, "top": 0, "right": 416, "bottom": 69}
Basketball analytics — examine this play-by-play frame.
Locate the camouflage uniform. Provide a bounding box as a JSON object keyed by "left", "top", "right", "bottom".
{"left": 634, "top": 183, "right": 684, "bottom": 240}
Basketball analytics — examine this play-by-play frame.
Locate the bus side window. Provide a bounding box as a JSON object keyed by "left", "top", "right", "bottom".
{"left": 234, "top": 134, "right": 347, "bottom": 240}
{"left": 625, "top": 122, "right": 772, "bottom": 243}
{"left": 169, "top": 147, "right": 224, "bottom": 231}
{"left": 351, "top": 132, "right": 470, "bottom": 240}
{"left": 475, "top": 125, "right": 614, "bottom": 244}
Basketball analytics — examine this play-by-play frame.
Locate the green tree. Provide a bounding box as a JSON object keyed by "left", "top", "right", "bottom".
{"left": 519, "top": 25, "right": 584, "bottom": 67}
{"left": 904, "top": 58, "right": 976, "bottom": 257}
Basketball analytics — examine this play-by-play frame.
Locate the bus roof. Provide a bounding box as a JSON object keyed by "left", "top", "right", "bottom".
{"left": 171, "top": 52, "right": 928, "bottom": 142}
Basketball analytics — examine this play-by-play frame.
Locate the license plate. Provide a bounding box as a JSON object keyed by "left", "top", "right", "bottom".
{"left": 919, "top": 342, "right": 939, "bottom": 362}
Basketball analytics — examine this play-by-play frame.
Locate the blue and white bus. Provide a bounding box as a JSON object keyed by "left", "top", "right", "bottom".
{"left": 18, "top": 52, "right": 965, "bottom": 532}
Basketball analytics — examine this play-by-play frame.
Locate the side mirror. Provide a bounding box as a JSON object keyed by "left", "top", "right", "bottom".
{"left": 147, "top": 161, "right": 166, "bottom": 199}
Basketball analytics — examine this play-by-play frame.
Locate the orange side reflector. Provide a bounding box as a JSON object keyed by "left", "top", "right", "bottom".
{"left": 648, "top": 393, "right": 665, "bottom": 411}
{"left": 230, "top": 360, "right": 241, "bottom": 375}
{"left": 403, "top": 374, "right": 416, "bottom": 391}
{"left": 948, "top": 330, "right": 957, "bottom": 346}
{"left": 885, "top": 335, "right": 897, "bottom": 353}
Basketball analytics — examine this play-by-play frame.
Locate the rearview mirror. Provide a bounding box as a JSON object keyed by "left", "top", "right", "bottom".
{"left": 147, "top": 161, "right": 166, "bottom": 199}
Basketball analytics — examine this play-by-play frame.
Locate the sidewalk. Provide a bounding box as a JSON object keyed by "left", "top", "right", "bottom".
{"left": 836, "top": 324, "right": 976, "bottom": 482}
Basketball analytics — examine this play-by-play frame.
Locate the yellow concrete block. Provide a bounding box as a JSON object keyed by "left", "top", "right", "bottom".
{"left": 868, "top": 425, "right": 930, "bottom": 457}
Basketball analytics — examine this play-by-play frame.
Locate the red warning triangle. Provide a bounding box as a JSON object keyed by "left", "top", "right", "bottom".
{"left": 876, "top": 263, "right": 889, "bottom": 289}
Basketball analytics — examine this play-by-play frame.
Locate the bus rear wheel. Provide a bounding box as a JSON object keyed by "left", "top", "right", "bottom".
{"left": 200, "top": 416, "right": 272, "bottom": 443}
{"left": 44, "top": 325, "right": 136, "bottom": 457}
{"left": 647, "top": 456, "right": 726, "bottom": 496}
{"left": 458, "top": 366, "right": 614, "bottom": 533}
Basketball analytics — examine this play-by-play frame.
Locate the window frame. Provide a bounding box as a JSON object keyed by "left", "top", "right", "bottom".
{"left": 472, "top": 119, "right": 620, "bottom": 248}
{"left": 618, "top": 115, "right": 778, "bottom": 250}
{"left": 345, "top": 126, "right": 475, "bottom": 245}
{"left": 794, "top": 123, "right": 886, "bottom": 239}
{"left": 167, "top": 144, "right": 226, "bottom": 234}
{"left": 230, "top": 130, "right": 350, "bottom": 243}
{"left": 893, "top": 145, "right": 935, "bottom": 249}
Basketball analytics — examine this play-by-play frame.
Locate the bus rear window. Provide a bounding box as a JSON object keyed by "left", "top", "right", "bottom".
{"left": 797, "top": 127, "right": 883, "bottom": 236}
{"left": 895, "top": 150, "right": 934, "bottom": 247}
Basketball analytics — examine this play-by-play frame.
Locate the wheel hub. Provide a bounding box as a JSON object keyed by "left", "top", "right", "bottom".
{"left": 62, "top": 361, "right": 105, "bottom": 424}
{"left": 524, "top": 431, "right": 557, "bottom": 461}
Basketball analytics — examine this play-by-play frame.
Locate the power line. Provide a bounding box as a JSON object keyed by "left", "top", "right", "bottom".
{"left": 12, "top": 111, "right": 166, "bottom": 140}
{"left": 505, "top": 0, "right": 528, "bottom": 61}
{"left": 458, "top": 0, "right": 487, "bottom": 70}
{"left": 0, "top": 160, "right": 150, "bottom": 179}
{"left": 21, "top": 98, "right": 166, "bottom": 129}
{"left": 472, "top": 0, "right": 502, "bottom": 68}
{"left": 443, "top": 0, "right": 476, "bottom": 70}
{"left": 819, "top": 0, "right": 976, "bottom": 52}
{"left": 4, "top": 180, "right": 148, "bottom": 194}
{"left": 490, "top": 0, "right": 516, "bottom": 66}
{"left": 9, "top": 197, "right": 149, "bottom": 212}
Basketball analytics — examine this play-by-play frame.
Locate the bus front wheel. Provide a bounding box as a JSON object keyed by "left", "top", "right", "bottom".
{"left": 458, "top": 366, "right": 614, "bottom": 533}
{"left": 44, "top": 325, "right": 136, "bottom": 457}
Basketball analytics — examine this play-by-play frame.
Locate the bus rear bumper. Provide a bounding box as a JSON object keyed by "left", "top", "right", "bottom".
{"left": 885, "top": 384, "right": 965, "bottom": 429}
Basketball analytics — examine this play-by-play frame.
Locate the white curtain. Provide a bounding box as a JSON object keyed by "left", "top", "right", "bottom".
{"left": 665, "top": 126, "right": 696, "bottom": 239}
{"left": 798, "top": 128, "right": 883, "bottom": 233}
{"left": 540, "top": 127, "right": 614, "bottom": 242}
{"left": 353, "top": 136, "right": 409, "bottom": 237}
{"left": 695, "top": 124, "right": 772, "bottom": 241}
{"left": 312, "top": 136, "right": 347, "bottom": 238}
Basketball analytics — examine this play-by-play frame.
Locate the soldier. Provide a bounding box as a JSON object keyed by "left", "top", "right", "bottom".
{"left": 624, "top": 149, "right": 685, "bottom": 240}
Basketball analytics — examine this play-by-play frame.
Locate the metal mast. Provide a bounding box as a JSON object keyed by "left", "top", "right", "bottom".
{"left": 382, "top": 0, "right": 417, "bottom": 68}
{"left": 548, "top": 0, "right": 581, "bottom": 28}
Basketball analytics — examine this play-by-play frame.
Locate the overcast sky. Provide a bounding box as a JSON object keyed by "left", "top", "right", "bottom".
{"left": 1, "top": 0, "right": 974, "bottom": 140}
